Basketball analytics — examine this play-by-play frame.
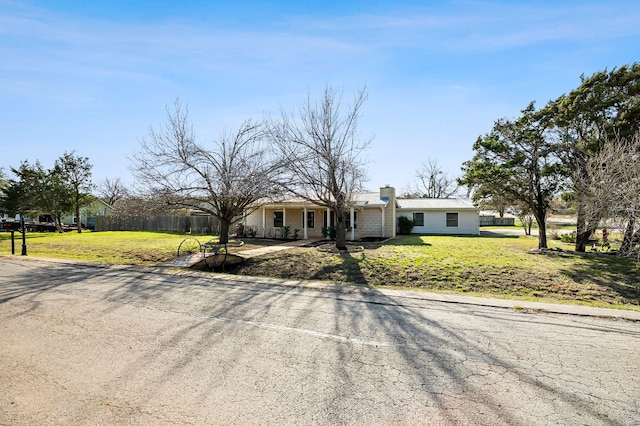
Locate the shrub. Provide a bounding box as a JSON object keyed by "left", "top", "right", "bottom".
{"left": 245, "top": 225, "right": 257, "bottom": 238}
{"left": 398, "top": 216, "right": 414, "bottom": 235}
{"left": 321, "top": 226, "right": 336, "bottom": 239}
{"left": 279, "top": 226, "right": 291, "bottom": 239}
{"left": 560, "top": 231, "right": 576, "bottom": 243}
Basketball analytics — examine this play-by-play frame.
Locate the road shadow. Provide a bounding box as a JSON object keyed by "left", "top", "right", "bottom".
{"left": 301, "top": 256, "right": 631, "bottom": 424}
{"left": 308, "top": 251, "right": 368, "bottom": 284}
{"left": 2, "top": 258, "right": 635, "bottom": 424}
{"left": 0, "top": 259, "right": 113, "bottom": 316}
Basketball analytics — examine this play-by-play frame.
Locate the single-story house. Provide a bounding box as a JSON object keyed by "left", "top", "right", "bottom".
{"left": 61, "top": 198, "right": 115, "bottom": 230}
{"left": 242, "top": 186, "right": 479, "bottom": 240}
{"left": 396, "top": 198, "right": 479, "bottom": 235}
{"left": 4, "top": 198, "right": 115, "bottom": 231}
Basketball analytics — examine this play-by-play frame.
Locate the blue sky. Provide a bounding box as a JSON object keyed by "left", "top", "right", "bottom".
{"left": 1, "top": 0, "right": 639, "bottom": 194}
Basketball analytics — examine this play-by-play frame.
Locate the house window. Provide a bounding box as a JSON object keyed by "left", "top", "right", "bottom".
{"left": 323, "top": 211, "right": 335, "bottom": 227}
{"left": 446, "top": 212, "right": 458, "bottom": 227}
{"left": 413, "top": 212, "right": 424, "bottom": 227}
{"left": 302, "top": 211, "right": 315, "bottom": 228}
{"left": 346, "top": 211, "right": 357, "bottom": 230}
{"left": 273, "top": 211, "right": 284, "bottom": 228}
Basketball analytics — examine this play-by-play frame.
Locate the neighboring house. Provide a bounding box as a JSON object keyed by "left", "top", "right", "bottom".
{"left": 61, "top": 198, "right": 115, "bottom": 230}
{"left": 242, "top": 186, "right": 479, "bottom": 240}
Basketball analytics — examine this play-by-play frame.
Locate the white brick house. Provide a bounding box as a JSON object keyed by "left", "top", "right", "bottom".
{"left": 241, "top": 186, "right": 479, "bottom": 240}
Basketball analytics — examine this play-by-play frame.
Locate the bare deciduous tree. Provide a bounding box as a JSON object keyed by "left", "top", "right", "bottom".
{"left": 96, "top": 177, "right": 129, "bottom": 207}
{"left": 553, "top": 63, "right": 640, "bottom": 252}
{"left": 516, "top": 205, "right": 534, "bottom": 236}
{"left": 0, "top": 169, "right": 8, "bottom": 202}
{"left": 110, "top": 193, "right": 182, "bottom": 217}
{"left": 579, "top": 133, "right": 640, "bottom": 256}
{"left": 268, "top": 86, "right": 370, "bottom": 250}
{"left": 130, "top": 99, "right": 282, "bottom": 244}
{"left": 407, "top": 158, "right": 458, "bottom": 198}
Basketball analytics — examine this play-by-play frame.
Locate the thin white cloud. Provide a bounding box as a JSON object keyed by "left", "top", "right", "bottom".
{"left": 4, "top": 0, "right": 635, "bottom": 91}
{"left": 279, "top": 1, "right": 640, "bottom": 51}
{"left": 0, "top": 3, "right": 373, "bottom": 94}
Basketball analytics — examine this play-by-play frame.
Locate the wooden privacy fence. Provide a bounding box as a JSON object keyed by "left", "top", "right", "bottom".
{"left": 95, "top": 215, "right": 220, "bottom": 235}
{"left": 479, "top": 216, "right": 515, "bottom": 226}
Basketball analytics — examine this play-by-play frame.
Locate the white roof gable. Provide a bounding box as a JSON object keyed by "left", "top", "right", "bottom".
{"left": 353, "top": 192, "right": 388, "bottom": 207}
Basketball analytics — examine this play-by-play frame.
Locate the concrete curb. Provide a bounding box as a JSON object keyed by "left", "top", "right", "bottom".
{"left": 4, "top": 255, "right": 640, "bottom": 321}
{"left": 179, "top": 270, "right": 640, "bottom": 322}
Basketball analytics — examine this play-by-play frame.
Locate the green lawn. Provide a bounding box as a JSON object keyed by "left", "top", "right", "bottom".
{"left": 0, "top": 231, "right": 276, "bottom": 265}
{"left": 1, "top": 231, "right": 638, "bottom": 308}
{"left": 0, "top": 231, "right": 187, "bottom": 264}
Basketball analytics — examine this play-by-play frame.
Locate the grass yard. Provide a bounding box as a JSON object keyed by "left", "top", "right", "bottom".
{"left": 0, "top": 231, "right": 278, "bottom": 265}
{"left": 230, "top": 234, "right": 640, "bottom": 308}
{"left": 1, "top": 231, "right": 638, "bottom": 308}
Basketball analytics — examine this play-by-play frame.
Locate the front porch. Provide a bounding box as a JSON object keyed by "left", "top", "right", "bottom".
{"left": 243, "top": 205, "right": 363, "bottom": 241}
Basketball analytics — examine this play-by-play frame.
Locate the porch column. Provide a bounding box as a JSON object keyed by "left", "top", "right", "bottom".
{"left": 350, "top": 208, "right": 355, "bottom": 241}
{"left": 262, "top": 208, "right": 266, "bottom": 238}
{"left": 283, "top": 208, "right": 286, "bottom": 228}
{"left": 303, "top": 207, "right": 308, "bottom": 239}
{"left": 380, "top": 207, "right": 385, "bottom": 238}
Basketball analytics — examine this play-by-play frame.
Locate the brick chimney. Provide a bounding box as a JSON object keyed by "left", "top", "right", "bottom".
{"left": 379, "top": 185, "right": 396, "bottom": 238}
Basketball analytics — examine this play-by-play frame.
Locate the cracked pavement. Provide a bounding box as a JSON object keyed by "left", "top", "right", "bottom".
{"left": 1, "top": 258, "right": 639, "bottom": 425}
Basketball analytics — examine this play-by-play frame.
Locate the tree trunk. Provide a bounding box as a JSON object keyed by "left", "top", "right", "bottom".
{"left": 335, "top": 209, "right": 347, "bottom": 250}
{"left": 620, "top": 219, "right": 636, "bottom": 254}
{"left": 519, "top": 215, "right": 532, "bottom": 235}
{"left": 574, "top": 203, "right": 590, "bottom": 252}
{"left": 537, "top": 220, "right": 548, "bottom": 249}
{"left": 534, "top": 207, "right": 548, "bottom": 249}
{"left": 55, "top": 216, "right": 64, "bottom": 233}
{"left": 75, "top": 204, "right": 82, "bottom": 233}
{"left": 219, "top": 220, "right": 230, "bottom": 244}
{"left": 335, "top": 222, "right": 347, "bottom": 250}
{"left": 573, "top": 153, "right": 596, "bottom": 252}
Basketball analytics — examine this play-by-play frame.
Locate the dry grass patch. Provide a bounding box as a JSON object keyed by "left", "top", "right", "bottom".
{"left": 230, "top": 235, "right": 640, "bottom": 307}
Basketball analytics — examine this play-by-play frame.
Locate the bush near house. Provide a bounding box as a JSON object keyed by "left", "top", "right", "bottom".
{"left": 397, "top": 216, "right": 414, "bottom": 234}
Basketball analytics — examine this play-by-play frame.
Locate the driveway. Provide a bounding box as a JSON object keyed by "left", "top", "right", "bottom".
{"left": 1, "top": 258, "right": 639, "bottom": 425}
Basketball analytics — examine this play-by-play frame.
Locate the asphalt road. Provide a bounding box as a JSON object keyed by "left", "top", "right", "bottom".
{"left": 1, "top": 258, "right": 639, "bottom": 425}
